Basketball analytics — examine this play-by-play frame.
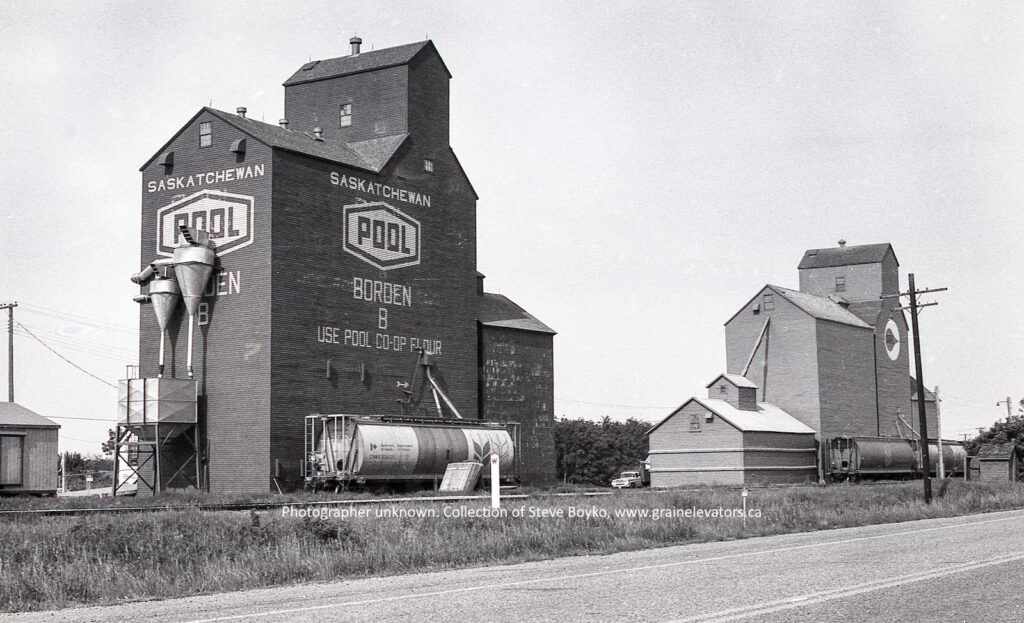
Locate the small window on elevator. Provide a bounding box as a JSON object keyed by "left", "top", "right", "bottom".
{"left": 339, "top": 103, "right": 352, "bottom": 127}
{"left": 835, "top": 276, "right": 846, "bottom": 292}
{"left": 199, "top": 122, "right": 212, "bottom": 148}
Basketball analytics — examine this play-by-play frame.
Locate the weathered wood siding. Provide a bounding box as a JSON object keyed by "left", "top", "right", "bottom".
{"left": 0, "top": 428, "right": 58, "bottom": 494}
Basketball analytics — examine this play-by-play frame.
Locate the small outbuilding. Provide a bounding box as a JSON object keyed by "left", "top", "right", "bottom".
{"left": 0, "top": 402, "right": 60, "bottom": 495}
{"left": 646, "top": 374, "right": 817, "bottom": 487}
{"left": 973, "top": 442, "right": 1019, "bottom": 483}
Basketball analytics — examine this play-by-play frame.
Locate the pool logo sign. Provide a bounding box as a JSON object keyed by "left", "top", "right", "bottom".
{"left": 156, "top": 190, "right": 254, "bottom": 257}
{"left": 343, "top": 201, "right": 421, "bottom": 270}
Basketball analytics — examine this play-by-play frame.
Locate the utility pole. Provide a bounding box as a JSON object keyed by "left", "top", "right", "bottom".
{"left": 935, "top": 385, "right": 944, "bottom": 479}
{"left": 0, "top": 302, "right": 16, "bottom": 402}
{"left": 996, "top": 397, "right": 1013, "bottom": 422}
{"left": 884, "top": 274, "right": 946, "bottom": 504}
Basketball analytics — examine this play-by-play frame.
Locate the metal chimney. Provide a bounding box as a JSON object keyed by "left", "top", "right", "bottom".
{"left": 312, "top": 127, "right": 324, "bottom": 141}
{"left": 279, "top": 118, "right": 289, "bottom": 129}
{"left": 172, "top": 227, "right": 216, "bottom": 378}
{"left": 236, "top": 107, "right": 247, "bottom": 118}
{"left": 350, "top": 36, "right": 362, "bottom": 55}
{"left": 148, "top": 276, "right": 180, "bottom": 378}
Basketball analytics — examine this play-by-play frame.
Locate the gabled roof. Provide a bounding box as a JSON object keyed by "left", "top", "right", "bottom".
{"left": 909, "top": 377, "right": 938, "bottom": 402}
{"left": 0, "top": 402, "right": 60, "bottom": 429}
{"left": 648, "top": 397, "right": 814, "bottom": 436}
{"left": 725, "top": 284, "right": 873, "bottom": 329}
{"left": 141, "top": 107, "right": 407, "bottom": 173}
{"left": 976, "top": 442, "right": 1017, "bottom": 460}
{"left": 479, "top": 293, "right": 555, "bottom": 334}
{"left": 770, "top": 286, "right": 873, "bottom": 329}
{"left": 283, "top": 41, "right": 450, "bottom": 86}
{"left": 798, "top": 243, "right": 897, "bottom": 270}
{"left": 346, "top": 133, "right": 411, "bottom": 171}
{"left": 705, "top": 373, "right": 757, "bottom": 390}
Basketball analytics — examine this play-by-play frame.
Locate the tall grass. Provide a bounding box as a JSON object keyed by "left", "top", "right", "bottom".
{"left": 2, "top": 481, "right": 1022, "bottom": 612}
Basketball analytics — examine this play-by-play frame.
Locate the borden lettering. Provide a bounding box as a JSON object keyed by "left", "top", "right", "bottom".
{"left": 352, "top": 277, "right": 412, "bottom": 307}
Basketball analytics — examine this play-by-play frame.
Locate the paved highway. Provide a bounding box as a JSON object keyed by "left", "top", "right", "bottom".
{"left": 11, "top": 508, "right": 1024, "bottom": 622}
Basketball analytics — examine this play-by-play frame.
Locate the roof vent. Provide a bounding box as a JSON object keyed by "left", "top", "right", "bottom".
{"left": 838, "top": 239, "right": 847, "bottom": 247}
{"left": 279, "top": 118, "right": 289, "bottom": 129}
{"left": 312, "top": 127, "right": 324, "bottom": 141}
{"left": 350, "top": 36, "right": 362, "bottom": 55}
{"left": 236, "top": 107, "right": 247, "bottom": 118}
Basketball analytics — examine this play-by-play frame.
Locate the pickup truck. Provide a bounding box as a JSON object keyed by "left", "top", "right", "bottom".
{"left": 611, "top": 471, "right": 644, "bottom": 489}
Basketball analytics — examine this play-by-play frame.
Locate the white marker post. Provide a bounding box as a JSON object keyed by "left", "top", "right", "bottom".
{"left": 741, "top": 488, "right": 748, "bottom": 529}
{"left": 490, "top": 453, "right": 500, "bottom": 509}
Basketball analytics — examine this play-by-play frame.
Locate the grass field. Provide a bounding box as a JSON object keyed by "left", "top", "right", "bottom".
{"left": 2, "top": 480, "right": 1023, "bottom": 612}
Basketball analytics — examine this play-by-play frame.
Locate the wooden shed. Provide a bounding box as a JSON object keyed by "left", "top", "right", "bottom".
{"left": 646, "top": 374, "right": 817, "bottom": 487}
{"left": 973, "top": 442, "right": 1019, "bottom": 483}
{"left": 0, "top": 402, "right": 60, "bottom": 495}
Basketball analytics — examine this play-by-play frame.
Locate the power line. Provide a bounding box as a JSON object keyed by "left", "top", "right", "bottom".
{"left": 44, "top": 415, "right": 117, "bottom": 422}
{"left": 15, "top": 322, "right": 118, "bottom": 389}
{"left": 13, "top": 325, "right": 133, "bottom": 362}
{"left": 555, "top": 397, "right": 675, "bottom": 409}
{"left": 20, "top": 302, "right": 138, "bottom": 335}
{"left": 60, "top": 435, "right": 106, "bottom": 443}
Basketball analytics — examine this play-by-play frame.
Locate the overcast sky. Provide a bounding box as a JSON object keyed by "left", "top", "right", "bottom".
{"left": 1, "top": 1, "right": 1021, "bottom": 453}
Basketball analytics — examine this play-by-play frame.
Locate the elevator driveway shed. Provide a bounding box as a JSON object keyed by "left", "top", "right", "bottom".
{"left": 646, "top": 374, "right": 817, "bottom": 487}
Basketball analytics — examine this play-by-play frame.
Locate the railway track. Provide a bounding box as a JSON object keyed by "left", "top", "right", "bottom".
{"left": 0, "top": 490, "right": 614, "bottom": 518}
{"left": 0, "top": 479, "right": 923, "bottom": 519}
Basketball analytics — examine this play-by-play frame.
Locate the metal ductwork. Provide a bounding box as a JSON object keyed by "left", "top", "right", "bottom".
{"left": 131, "top": 257, "right": 175, "bottom": 285}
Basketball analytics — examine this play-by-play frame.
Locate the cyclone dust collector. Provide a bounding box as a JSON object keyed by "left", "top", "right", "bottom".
{"left": 132, "top": 225, "right": 217, "bottom": 378}
{"left": 171, "top": 227, "right": 216, "bottom": 378}
{"left": 131, "top": 258, "right": 179, "bottom": 378}
{"left": 148, "top": 277, "right": 180, "bottom": 377}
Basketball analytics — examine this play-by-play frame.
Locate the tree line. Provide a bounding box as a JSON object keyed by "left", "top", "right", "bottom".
{"left": 554, "top": 416, "right": 651, "bottom": 485}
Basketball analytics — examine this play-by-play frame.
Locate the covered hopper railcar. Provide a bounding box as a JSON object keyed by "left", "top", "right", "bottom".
{"left": 825, "top": 436, "right": 966, "bottom": 482}
{"left": 304, "top": 414, "right": 519, "bottom": 491}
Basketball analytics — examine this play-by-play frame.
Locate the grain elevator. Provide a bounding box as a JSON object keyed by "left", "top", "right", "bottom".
{"left": 123, "top": 38, "right": 556, "bottom": 494}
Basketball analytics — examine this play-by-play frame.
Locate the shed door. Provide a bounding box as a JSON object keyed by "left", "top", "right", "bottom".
{"left": 0, "top": 435, "right": 24, "bottom": 486}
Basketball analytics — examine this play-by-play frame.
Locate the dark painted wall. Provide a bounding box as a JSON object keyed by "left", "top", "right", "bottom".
{"left": 478, "top": 326, "right": 556, "bottom": 485}
{"left": 139, "top": 111, "right": 273, "bottom": 494}
{"left": 269, "top": 147, "right": 479, "bottom": 489}
{"left": 284, "top": 65, "right": 409, "bottom": 143}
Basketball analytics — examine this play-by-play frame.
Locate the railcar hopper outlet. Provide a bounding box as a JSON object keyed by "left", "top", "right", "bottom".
{"left": 124, "top": 38, "right": 556, "bottom": 494}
